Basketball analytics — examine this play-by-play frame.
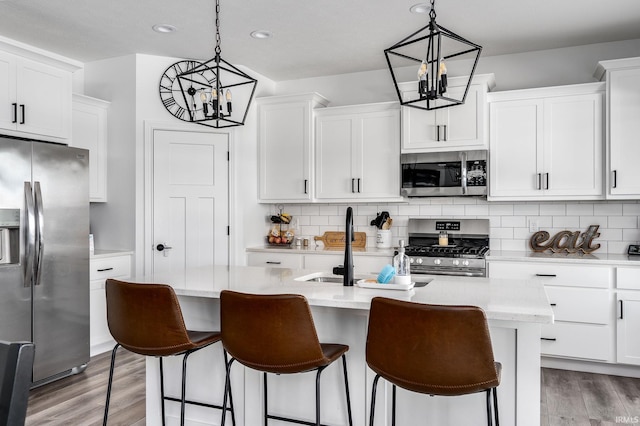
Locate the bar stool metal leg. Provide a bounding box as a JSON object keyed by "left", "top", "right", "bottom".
{"left": 391, "top": 384, "right": 397, "bottom": 426}
{"left": 159, "top": 357, "right": 166, "bottom": 426}
{"left": 221, "top": 357, "right": 237, "bottom": 426}
{"left": 103, "top": 343, "right": 121, "bottom": 426}
{"left": 314, "top": 366, "right": 327, "bottom": 426}
{"left": 341, "top": 355, "right": 353, "bottom": 426}
{"left": 264, "top": 372, "right": 269, "bottom": 426}
{"left": 493, "top": 387, "right": 500, "bottom": 426}
{"left": 369, "top": 374, "right": 382, "bottom": 426}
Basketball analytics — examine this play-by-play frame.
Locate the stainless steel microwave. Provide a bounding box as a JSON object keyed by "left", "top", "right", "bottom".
{"left": 401, "top": 150, "right": 487, "bottom": 197}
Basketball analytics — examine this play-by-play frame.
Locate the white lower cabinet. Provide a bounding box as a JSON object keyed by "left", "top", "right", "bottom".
{"left": 616, "top": 267, "right": 640, "bottom": 365}
{"left": 489, "top": 260, "right": 614, "bottom": 362}
{"left": 90, "top": 252, "right": 132, "bottom": 356}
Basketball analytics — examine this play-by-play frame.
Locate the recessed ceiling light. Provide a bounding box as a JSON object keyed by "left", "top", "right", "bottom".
{"left": 250, "top": 30, "right": 272, "bottom": 39}
{"left": 409, "top": 3, "right": 431, "bottom": 14}
{"left": 152, "top": 24, "right": 177, "bottom": 34}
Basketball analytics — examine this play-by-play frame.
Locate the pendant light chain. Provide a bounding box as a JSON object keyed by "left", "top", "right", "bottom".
{"left": 429, "top": 0, "right": 436, "bottom": 21}
{"left": 215, "top": 0, "right": 221, "bottom": 57}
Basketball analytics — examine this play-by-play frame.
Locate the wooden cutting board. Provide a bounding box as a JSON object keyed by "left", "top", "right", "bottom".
{"left": 314, "top": 231, "right": 366, "bottom": 248}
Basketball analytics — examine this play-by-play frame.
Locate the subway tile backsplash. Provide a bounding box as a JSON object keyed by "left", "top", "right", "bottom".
{"left": 274, "top": 199, "right": 640, "bottom": 254}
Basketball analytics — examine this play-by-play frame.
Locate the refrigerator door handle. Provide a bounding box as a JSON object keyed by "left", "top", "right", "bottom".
{"left": 34, "top": 181, "right": 44, "bottom": 287}
{"left": 24, "top": 182, "right": 36, "bottom": 288}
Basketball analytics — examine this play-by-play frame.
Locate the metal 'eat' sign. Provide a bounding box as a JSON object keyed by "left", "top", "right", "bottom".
{"left": 529, "top": 225, "right": 601, "bottom": 254}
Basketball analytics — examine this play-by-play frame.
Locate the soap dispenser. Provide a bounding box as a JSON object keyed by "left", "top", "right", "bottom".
{"left": 393, "top": 239, "right": 411, "bottom": 285}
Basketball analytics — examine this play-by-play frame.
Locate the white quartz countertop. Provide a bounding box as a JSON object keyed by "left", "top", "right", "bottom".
{"left": 488, "top": 250, "right": 640, "bottom": 266}
{"left": 246, "top": 245, "right": 395, "bottom": 257}
{"left": 127, "top": 265, "right": 553, "bottom": 324}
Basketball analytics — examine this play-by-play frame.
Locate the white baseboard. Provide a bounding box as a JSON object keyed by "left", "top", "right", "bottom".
{"left": 542, "top": 356, "right": 640, "bottom": 378}
{"left": 90, "top": 339, "right": 116, "bottom": 358}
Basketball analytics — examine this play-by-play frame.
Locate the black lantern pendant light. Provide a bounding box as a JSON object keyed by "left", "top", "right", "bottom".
{"left": 171, "top": 0, "right": 257, "bottom": 128}
{"left": 385, "top": 0, "right": 482, "bottom": 111}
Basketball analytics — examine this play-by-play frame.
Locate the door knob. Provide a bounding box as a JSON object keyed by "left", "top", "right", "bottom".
{"left": 156, "top": 243, "right": 172, "bottom": 252}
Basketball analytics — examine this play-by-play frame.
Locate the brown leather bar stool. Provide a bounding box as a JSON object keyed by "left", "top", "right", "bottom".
{"left": 219, "top": 290, "right": 353, "bottom": 426}
{"left": 366, "top": 297, "right": 501, "bottom": 426}
{"left": 103, "top": 279, "right": 235, "bottom": 426}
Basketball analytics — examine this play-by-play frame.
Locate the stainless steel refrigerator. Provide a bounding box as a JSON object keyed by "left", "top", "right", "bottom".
{"left": 0, "top": 135, "right": 89, "bottom": 386}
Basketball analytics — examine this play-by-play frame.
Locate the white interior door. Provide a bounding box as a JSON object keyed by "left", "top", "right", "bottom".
{"left": 152, "top": 129, "right": 229, "bottom": 285}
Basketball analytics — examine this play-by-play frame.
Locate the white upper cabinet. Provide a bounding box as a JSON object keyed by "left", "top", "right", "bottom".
{"left": 71, "top": 94, "right": 109, "bottom": 202}
{"left": 595, "top": 57, "right": 640, "bottom": 199}
{"left": 399, "top": 74, "right": 495, "bottom": 153}
{"left": 0, "top": 49, "right": 75, "bottom": 143}
{"left": 257, "top": 93, "right": 329, "bottom": 203}
{"left": 315, "top": 102, "right": 401, "bottom": 201}
{"left": 488, "top": 83, "right": 604, "bottom": 201}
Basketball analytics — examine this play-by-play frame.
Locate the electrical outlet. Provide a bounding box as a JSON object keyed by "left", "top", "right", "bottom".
{"left": 529, "top": 219, "right": 539, "bottom": 232}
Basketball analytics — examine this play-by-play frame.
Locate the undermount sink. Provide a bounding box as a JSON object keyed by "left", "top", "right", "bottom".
{"left": 294, "top": 272, "right": 362, "bottom": 283}
{"left": 303, "top": 276, "right": 345, "bottom": 283}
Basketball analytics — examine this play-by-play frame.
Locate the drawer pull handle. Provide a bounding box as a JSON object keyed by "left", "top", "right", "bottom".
{"left": 97, "top": 267, "right": 114, "bottom": 272}
{"left": 535, "top": 274, "right": 556, "bottom": 277}
{"left": 266, "top": 261, "right": 281, "bottom": 265}
{"left": 550, "top": 303, "right": 557, "bottom": 307}
{"left": 541, "top": 337, "right": 557, "bottom": 342}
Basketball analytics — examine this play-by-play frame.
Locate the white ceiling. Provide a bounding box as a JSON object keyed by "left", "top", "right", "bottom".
{"left": 0, "top": 0, "right": 639, "bottom": 81}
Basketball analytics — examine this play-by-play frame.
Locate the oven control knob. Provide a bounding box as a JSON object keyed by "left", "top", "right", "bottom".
{"left": 416, "top": 258, "right": 423, "bottom": 265}
{"left": 452, "top": 259, "right": 460, "bottom": 266}
{"left": 433, "top": 259, "right": 441, "bottom": 265}
{"left": 462, "top": 260, "right": 470, "bottom": 266}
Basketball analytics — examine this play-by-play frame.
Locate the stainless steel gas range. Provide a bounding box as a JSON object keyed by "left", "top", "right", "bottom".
{"left": 405, "top": 218, "right": 490, "bottom": 277}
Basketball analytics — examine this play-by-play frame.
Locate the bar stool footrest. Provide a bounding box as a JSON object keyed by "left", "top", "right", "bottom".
{"left": 267, "top": 413, "right": 332, "bottom": 426}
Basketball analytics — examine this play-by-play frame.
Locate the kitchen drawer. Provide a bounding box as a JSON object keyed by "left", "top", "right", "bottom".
{"left": 246, "top": 252, "right": 303, "bottom": 269}
{"left": 617, "top": 267, "right": 640, "bottom": 290}
{"left": 545, "top": 286, "right": 611, "bottom": 324}
{"left": 541, "top": 322, "right": 612, "bottom": 361}
{"left": 90, "top": 255, "right": 132, "bottom": 282}
{"left": 489, "top": 261, "right": 613, "bottom": 289}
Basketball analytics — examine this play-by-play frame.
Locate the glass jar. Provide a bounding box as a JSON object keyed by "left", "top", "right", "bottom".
{"left": 438, "top": 230, "right": 449, "bottom": 246}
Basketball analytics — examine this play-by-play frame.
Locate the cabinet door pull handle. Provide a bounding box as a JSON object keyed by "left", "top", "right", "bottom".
{"left": 545, "top": 172, "right": 549, "bottom": 190}
{"left": 541, "top": 337, "right": 557, "bottom": 342}
{"left": 351, "top": 178, "right": 355, "bottom": 193}
{"left": 357, "top": 178, "right": 361, "bottom": 193}
{"left": 266, "top": 261, "right": 281, "bottom": 265}
{"left": 19, "top": 104, "right": 25, "bottom": 124}
{"left": 304, "top": 179, "right": 308, "bottom": 194}
{"left": 436, "top": 125, "right": 440, "bottom": 142}
{"left": 535, "top": 273, "right": 557, "bottom": 277}
{"left": 537, "top": 173, "right": 541, "bottom": 190}
{"left": 620, "top": 300, "right": 624, "bottom": 320}
{"left": 443, "top": 125, "right": 448, "bottom": 141}
{"left": 11, "top": 103, "right": 17, "bottom": 123}
{"left": 613, "top": 170, "right": 617, "bottom": 189}
{"left": 97, "top": 267, "right": 114, "bottom": 272}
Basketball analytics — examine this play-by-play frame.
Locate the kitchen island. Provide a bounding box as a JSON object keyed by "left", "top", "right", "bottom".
{"left": 127, "top": 265, "right": 553, "bottom": 426}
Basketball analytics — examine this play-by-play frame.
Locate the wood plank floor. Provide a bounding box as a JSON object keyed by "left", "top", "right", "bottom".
{"left": 26, "top": 349, "right": 145, "bottom": 426}
{"left": 541, "top": 368, "right": 640, "bottom": 426}
{"left": 25, "top": 352, "right": 640, "bottom": 425}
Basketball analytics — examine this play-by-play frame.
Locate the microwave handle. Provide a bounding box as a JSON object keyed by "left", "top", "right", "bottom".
{"left": 460, "top": 151, "right": 467, "bottom": 195}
